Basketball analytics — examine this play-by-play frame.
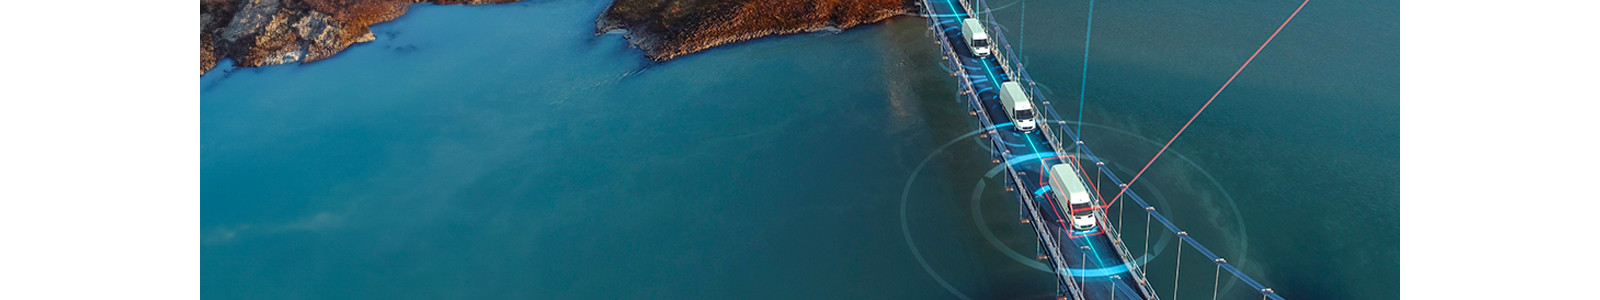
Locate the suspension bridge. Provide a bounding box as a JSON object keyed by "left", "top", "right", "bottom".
{"left": 914, "top": 0, "right": 1304, "bottom": 299}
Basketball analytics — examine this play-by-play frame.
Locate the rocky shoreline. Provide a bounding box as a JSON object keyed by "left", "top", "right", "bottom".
{"left": 201, "top": 0, "right": 520, "bottom": 75}
{"left": 596, "top": 0, "right": 915, "bottom": 61}
{"left": 202, "top": 0, "right": 915, "bottom": 74}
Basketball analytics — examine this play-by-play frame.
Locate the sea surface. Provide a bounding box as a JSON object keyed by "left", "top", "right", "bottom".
{"left": 201, "top": 0, "right": 1397, "bottom": 299}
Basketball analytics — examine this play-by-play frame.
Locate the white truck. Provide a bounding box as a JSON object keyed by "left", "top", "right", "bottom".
{"left": 1049, "top": 163, "right": 1098, "bottom": 231}
{"left": 960, "top": 18, "right": 992, "bottom": 57}
{"left": 998, "top": 81, "right": 1038, "bottom": 132}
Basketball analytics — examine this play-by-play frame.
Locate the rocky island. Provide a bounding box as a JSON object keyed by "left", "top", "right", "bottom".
{"left": 202, "top": 0, "right": 914, "bottom": 74}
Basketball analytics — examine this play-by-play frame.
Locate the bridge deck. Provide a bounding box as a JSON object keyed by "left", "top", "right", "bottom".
{"left": 919, "top": 0, "right": 1156, "bottom": 299}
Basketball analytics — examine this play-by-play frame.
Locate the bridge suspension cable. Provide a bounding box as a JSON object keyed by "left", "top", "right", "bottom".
{"left": 1113, "top": 167, "right": 1121, "bottom": 240}
{"left": 1212, "top": 262, "right": 1222, "bottom": 300}
{"left": 1142, "top": 210, "right": 1151, "bottom": 277}
{"left": 1111, "top": 275, "right": 1118, "bottom": 299}
{"left": 1174, "top": 232, "right": 1184, "bottom": 300}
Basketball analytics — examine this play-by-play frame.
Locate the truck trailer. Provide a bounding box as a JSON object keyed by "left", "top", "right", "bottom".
{"left": 960, "top": 18, "right": 992, "bottom": 57}
{"left": 998, "top": 81, "right": 1038, "bottom": 132}
{"left": 1048, "top": 163, "right": 1098, "bottom": 231}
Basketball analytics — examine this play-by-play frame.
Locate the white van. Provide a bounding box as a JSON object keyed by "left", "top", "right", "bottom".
{"left": 998, "top": 81, "right": 1037, "bottom": 132}
{"left": 960, "top": 18, "right": 992, "bottom": 57}
{"left": 1049, "top": 163, "right": 1099, "bottom": 231}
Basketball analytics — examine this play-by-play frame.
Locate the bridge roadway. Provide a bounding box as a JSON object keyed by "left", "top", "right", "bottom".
{"left": 918, "top": 0, "right": 1159, "bottom": 299}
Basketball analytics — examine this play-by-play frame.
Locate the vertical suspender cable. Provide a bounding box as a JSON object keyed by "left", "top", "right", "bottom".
{"left": 1174, "top": 234, "right": 1183, "bottom": 300}
{"left": 1095, "top": 164, "right": 1103, "bottom": 197}
{"left": 1115, "top": 173, "right": 1122, "bottom": 236}
{"left": 1111, "top": 275, "right": 1117, "bottom": 299}
{"left": 1142, "top": 212, "right": 1151, "bottom": 277}
{"left": 1080, "top": 247, "right": 1087, "bottom": 292}
{"left": 1095, "top": 162, "right": 1104, "bottom": 209}
{"left": 1212, "top": 263, "right": 1221, "bottom": 300}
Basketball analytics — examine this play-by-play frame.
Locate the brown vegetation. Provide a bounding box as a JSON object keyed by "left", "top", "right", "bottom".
{"left": 201, "top": 0, "right": 915, "bottom": 74}
{"left": 597, "top": 0, "right": 915, "bottom": 61}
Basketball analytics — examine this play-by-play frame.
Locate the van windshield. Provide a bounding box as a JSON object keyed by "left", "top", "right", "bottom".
{"left": 973, "top": 39, "right": 988, "bottom": 47}
{"left": 1015, "top": 108, "right": 1034, "bottom": 119}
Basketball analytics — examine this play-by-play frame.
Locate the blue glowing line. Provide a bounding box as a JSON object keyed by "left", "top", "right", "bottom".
{"left": 1017, "top": 0, "right": 1026, "bottom": 50}
{"left": 1080, "top": 219, "right": 1109, "bottom": 270}
{"left": 940, "top": 0, "right": 965, "bottom": 20}
{"left": 999, "top": 151, "right": 1054, "bottom": 167}
{"left": 1076, "top": 0, "right": 1095, "bottom": 141}
{"left": 1065, "top": 263, "right": 1131, "bottom": 278}
{"left": 979, "top": 59, "right": 1002, "bottom": 87}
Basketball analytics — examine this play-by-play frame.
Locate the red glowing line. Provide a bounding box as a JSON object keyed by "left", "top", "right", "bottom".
{"left": 1106, "top": 0, "right": 1309, "bottom": 207}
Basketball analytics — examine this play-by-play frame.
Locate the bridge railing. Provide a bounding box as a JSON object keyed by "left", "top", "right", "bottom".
{"left": 957, "top": 0, "right": 1288, "bottom": 299}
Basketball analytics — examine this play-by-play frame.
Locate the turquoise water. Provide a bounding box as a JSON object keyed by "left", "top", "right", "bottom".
{"left": 201, "top": 0, "right": 1396, "bottom": 299}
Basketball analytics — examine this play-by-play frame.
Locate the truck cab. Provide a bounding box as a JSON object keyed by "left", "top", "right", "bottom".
{"left": 960, "top": 18, "right": 992, "bottom": 57}
{"left": 998, "top": 81, "right": 1037, "bottom": 132}
{"left": 1048, "top": 163, "right": 1098, "bottom": 231}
